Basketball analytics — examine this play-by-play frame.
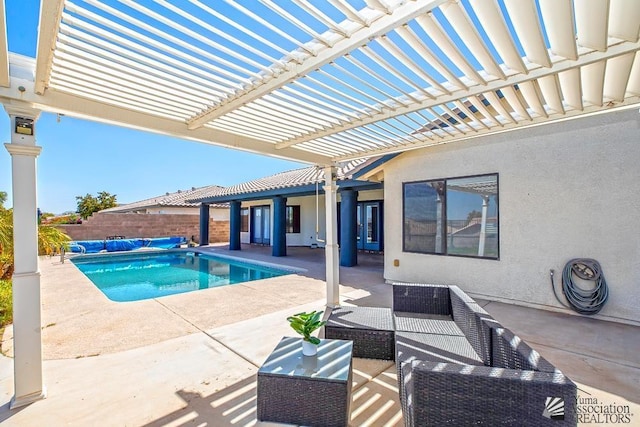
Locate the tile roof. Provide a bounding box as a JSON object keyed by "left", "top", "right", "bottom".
{"left": 101, "top": 185, "right": 228, "bottom": 213}
{"left": 194, "top": 158, "right": 374, "bottom": 200}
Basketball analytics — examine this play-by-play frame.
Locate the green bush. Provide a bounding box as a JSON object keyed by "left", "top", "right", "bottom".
{"left": 0, "top": 279, "right": 12, "bottom": 328}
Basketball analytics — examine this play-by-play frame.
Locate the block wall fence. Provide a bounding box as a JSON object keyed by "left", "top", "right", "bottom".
{"left": 55, "top": 212, "right": 229, "bottom": 244}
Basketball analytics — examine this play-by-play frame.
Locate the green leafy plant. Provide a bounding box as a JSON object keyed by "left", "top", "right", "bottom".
{"left": 0, "top": 279, "right": 12, "bottom": 328}
{"left": 287, "top": 310, "right": 326, "bottom": 345}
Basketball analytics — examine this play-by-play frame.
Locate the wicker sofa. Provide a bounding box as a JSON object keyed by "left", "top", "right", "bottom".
{"left": 325, "top": 283, "right": 577, "bottom": 426}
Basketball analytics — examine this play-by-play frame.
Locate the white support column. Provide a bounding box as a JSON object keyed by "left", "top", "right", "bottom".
{"left": 323, "top": 166, "right": 340, "bottom": 308}
{"left": 3, "top": 106, "right": 46, "bottom": 408}
{"left": 478, "top": 195, "right": 489, "bottom": 257}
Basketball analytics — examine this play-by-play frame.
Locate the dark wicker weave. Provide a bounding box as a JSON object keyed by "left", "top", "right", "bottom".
{"left": 395, "top": 330, "right": 485, "bottom": 415}
{"left": 449, "top": 286, "right": 494, "bottom": 365}
{"left": 492, "top": 327, "right": 557, "bottom": 373}
{"left": 325, "top": 306, "right": 395, "bottom": 360}
{"left": 392, "top": 282, "right": 451, "bottom": 314}
{"left": 318, "top": 284, "right": 577, "bottom": 426}
{"left": 257, "top": 338, "right": 353, "bottom": 427}
{"left": 402, "top": 360, "right": 577, "bottom": 426}
{"left": 390, "top": 283, "right": 577, "bottom": 426}
{"left": 257, "top": 371, "right": 353, "bottom": 427}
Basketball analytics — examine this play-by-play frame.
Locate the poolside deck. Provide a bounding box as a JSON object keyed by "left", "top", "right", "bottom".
{"left": 0, "top": 244, "right": 638, "bottom": 426}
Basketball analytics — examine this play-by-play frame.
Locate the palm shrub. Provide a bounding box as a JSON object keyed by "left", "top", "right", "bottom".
{"left": 287, "top": 310, "right": 326, "bottom": 345}
{"left": 0, "top": 279, "right": 12, "bottom": 327}
{"left": 0, "top": 207, "right": 13, "bottom": 280}
{"left": 38, "top": 224, "right": 71, "bottom": 256}
{"left": 0, "top": 205, "right": 71, "bottom": 328}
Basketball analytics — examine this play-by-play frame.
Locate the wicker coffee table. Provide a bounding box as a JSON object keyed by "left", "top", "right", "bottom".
{"left": 257, "top": 337, "right": 353, "bottom": 427}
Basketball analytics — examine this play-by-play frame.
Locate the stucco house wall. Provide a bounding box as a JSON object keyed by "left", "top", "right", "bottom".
{"left": 383, "top": 108, "right": 640, "bottom": 325}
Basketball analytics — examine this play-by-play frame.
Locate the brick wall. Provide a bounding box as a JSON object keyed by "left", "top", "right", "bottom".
{"left": 56, "top": 212, "right": 229, "bottom": 244}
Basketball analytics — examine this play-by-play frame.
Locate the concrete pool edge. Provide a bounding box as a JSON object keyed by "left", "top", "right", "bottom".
{"left": 191, "top": 248, "right": 308, "bottom": 274}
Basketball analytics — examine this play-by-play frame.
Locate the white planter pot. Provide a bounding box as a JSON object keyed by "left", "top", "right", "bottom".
{"left": 302, "top": 340, "right": 318, "bottom": 356}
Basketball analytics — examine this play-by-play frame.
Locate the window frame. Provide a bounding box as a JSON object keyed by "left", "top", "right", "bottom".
{"left": 240, "top": 207, "right": 249, "bottom": 233}
{"left": 402, "top": 173, "right": 499, "bottom": 260}
{"left": 285, "top": 205, "right": 301, "bottom": 234}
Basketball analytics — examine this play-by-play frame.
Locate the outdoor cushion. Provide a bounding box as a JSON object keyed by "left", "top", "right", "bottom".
{"left": 395, "top": 331, "right": 483, "bottom": 366}
{"left": 393, "top": 312, "right": 464, "bottom": 336}
{"left": 325, "top": 306, "right": 395, "bottom": 360}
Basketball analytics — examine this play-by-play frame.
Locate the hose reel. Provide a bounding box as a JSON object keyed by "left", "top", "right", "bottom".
{"left": 550, "top": 258, "right": 609, "bottom": 315}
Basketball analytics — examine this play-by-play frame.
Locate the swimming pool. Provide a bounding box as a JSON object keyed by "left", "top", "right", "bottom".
{"left": 71, "top": 251, "right": 292, "bottom": 302}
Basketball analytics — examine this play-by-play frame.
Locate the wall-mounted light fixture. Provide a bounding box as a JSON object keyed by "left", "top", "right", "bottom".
{"left": 15, "top": 117, "right": 34, "bottom": 136}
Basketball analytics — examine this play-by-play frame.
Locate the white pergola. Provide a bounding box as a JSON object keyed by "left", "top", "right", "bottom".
{"left": 0, "top": 0, "right": 638, "bottom": 408}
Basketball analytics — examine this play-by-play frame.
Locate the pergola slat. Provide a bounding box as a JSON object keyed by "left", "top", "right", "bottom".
{"left": 65, "top": 3, "right": 255, "bottom": 83}
{"left": 501, "top": 86, "right": 532, "bottom": 121}
{"left": 627, "top": 52, "right": 640, "bottom": 96}
{"left": 608, "top": 0, "right": 640, "bottom": 42}
{"left": 519, "top": 81, "right": 548, "bottom": 118}
{"left": 54, "top": 49, "right": 210, "bottom": 110}
{"left": 439, "top": 1, "right": 505, "bottom": 79}
{"left": 503, "top": 0, "right": 552, "bottom": 68}
{"left": 469, "top": 0, "right": 526, "bottom": 73}
{"left": 603, "top": 53, "right": 636, "bottom": 102}
{"left": 56, "top": 30, "right": 231, "bottom": 97}
{"left": 581, "top": 61, "right": 607, "bottom": 106}
{"left": 50, "top": 65, "right": 200, "bottom": 115}
{"left": 558, "top": 68, "right": 584, "bottom": 110}
{"left": 482, "top": 91, "right": 516, "bottom": 124}
{"left": 416, "top": 15, "right": 486, "bottom": 84}
{"left": 538, "top": 0, "right": 578, "bottom": 61}
{"left": 396, "top": 24, "right": 469, "bottom": 88}
{"left": 575, "top": 0, "right": 610, "bottom": 51}
{"left": 467, "top": 95, "right": 502, "bottom": 126}
{"left": 537, "top": 74, "right": 565, "bottom": 114}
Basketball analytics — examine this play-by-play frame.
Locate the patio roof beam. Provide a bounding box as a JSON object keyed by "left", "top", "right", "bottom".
{"left": 34, "top": 0, "right": 64, "bottom": 94}
{"left": 0, "top": 71, "right": 332, "bottom": 165}
{"left": 186, "top": 0, "right": 448, "bottom": 129}
{"left": 275, "top": 41, "right": 640, "bottom": 151}
{"left": 0, "top": 0, "right": 8, "bottom": 87}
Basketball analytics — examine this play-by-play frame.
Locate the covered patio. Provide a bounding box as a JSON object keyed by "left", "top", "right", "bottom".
{"left": 0, "top": 245, "right": 638, "bottom": 425}
{"left": 1, "top": 0, "right": 639, "bottom": 421}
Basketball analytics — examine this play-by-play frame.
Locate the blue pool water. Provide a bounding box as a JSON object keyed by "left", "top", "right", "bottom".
{"left": 71, "top": 251, "right": 291, "bottom": 302}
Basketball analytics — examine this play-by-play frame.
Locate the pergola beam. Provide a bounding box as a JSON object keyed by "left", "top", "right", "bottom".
{"left": 0, "top": 69, "right": 332, "bottom": 166}
{"left": 34, "top": 0, "right": 64, "bottom": 95}
{"left": 0, "top": 0, "right": 9, "bottom": 87}
{"left": 185, "top": 0, "right": 448, "bottom": 130}
{"left": 276, "top": 41, "right": 640, "bottom": 151}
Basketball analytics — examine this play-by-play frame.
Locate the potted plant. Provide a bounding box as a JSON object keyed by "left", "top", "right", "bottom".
{"left": 287, "top": 310, "right": 327, "bottom": 356}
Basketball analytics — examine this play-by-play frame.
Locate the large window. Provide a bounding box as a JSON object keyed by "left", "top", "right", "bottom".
{"left": 286, "top": 205, "right": 301, "bottom": 233}
{"left": 240, "top": 208, "right": 249, "bottom": 232}
{"left": 403, "top": 174, "right": 499, "bottom": 259}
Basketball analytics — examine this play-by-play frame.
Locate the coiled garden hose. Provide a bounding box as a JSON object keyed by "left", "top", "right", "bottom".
{"left": 550, "top": 258, "right": 609, "bottom": 315}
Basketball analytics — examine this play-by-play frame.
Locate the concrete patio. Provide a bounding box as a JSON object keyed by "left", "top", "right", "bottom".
{"left": 0, "top": 245, "right": 638, "bottom": 426}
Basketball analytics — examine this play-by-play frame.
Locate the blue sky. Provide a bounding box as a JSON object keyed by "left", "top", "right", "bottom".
{"left": 0, "top": 0, "right": 303, "bottom": 214}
